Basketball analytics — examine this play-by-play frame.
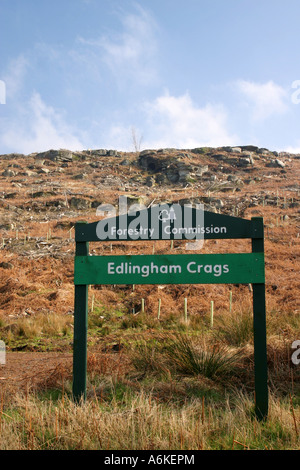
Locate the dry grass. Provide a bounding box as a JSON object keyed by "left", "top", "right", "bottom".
{"left": 0, "top": 387, "right": 299, "bottom": 450}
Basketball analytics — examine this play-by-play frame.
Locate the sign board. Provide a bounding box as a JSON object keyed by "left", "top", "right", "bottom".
{"left": 74, "top": 253, "right": 265, "bottom": 285}
{"left": 75, "top": 204, "right": 260, "bottom": 241}
{"left": 72, "top": 206, "right": 268, "bottom": 420}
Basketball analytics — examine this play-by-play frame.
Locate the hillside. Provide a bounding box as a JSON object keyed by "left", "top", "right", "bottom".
{"left": 0, "top": 145, "right": 299, "bottom": 320}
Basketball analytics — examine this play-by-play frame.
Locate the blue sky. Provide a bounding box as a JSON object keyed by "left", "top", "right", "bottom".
{"left": 1, "top": 0, "right": 300, "bottom": 154}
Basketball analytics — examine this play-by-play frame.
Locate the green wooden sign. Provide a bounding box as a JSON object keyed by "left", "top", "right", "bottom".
{"left": 74, "top": 253, "right": 265, "bottom": 285}
{"left": 75, "top": 204, "right": 260, "bottom": 241}
{"left": 72, "top": 208, "right": 268, "bottom": 421}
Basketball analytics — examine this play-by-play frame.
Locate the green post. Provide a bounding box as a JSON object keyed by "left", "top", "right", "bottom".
{"left": 72, "top": 223, "right": 89, "bottom": 402}
{"left": 251, "top": 217, "right": 268, "bottom": 420}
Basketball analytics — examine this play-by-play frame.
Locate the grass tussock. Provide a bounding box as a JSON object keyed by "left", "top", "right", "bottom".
{"left": 161, "top": 333, "right": 244, "bottom": 378}
{"left": 215, "top": 310, "right": 253, "bottom": 346}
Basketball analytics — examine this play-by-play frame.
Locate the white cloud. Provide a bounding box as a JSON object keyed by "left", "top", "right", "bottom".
{"left": 1, "top": 53, "right": 84, "bottom": 154}
{"left": 142, "top": 91, "right": 238, "bottom": 149}
{"left": 2, "top": 54, "right": 29, "bottom": 99}
{"left": 236, "top": 80, "right": 288, "bottom": 121}
{"left": 101, "top": 124, "right": 134, "bottom": 151}
{"left": 78, "top": 5, "right": 158, "bottom": 87}
{"left": 1, "top": 92, "right": 84, "bottom": 154}
{"left": 283, "top": 144, "right": 300, "bottom": 154}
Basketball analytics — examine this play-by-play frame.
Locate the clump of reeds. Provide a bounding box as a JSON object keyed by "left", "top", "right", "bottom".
{"left": 130, "top": 332, "right": 244, "bottom": 380}
{"left": 161, "top": 332, "right": 244, "bottom": 379}
{"left": 215, "top": 310, "right": 253, "bottom": 346}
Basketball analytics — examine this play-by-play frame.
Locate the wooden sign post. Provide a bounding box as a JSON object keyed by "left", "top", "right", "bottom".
{"left": 72, "top": 206, "right": 268, "bottom": 420}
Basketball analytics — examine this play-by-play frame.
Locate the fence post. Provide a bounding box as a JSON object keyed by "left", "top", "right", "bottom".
{"left": 251, "top": 217, "right": 268, "bottom": 420}
{"left": 72, "top": 222, "right": 89, "bottom": 402}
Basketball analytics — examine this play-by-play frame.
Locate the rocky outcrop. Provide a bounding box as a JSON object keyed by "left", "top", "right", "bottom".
{"left": 138, "top": 150, "right": 208, "bottom": 184}
{"left": 266, "top": 158, "right": 285, "bottom": 168}
{"left": 35, "top": 149, "right": 74, "bottom": 162}
{"left": 2, "top": 169, "right": 16, "bottom": 177}
{"left": 85, "top": 149, "right": 121, "bottom": 157}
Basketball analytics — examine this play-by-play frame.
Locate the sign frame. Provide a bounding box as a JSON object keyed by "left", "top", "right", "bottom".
{"left": 72, "top": 208, "right": 268, "bottom": 420}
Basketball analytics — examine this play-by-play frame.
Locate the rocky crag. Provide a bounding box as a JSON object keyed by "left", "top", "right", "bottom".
{"left": 0, "top": 145, "right": 299, "bottom": 222}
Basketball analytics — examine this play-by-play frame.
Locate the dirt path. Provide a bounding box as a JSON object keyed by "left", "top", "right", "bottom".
{"left": 0, "top": 352, "right": 73, "bottom": 395}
